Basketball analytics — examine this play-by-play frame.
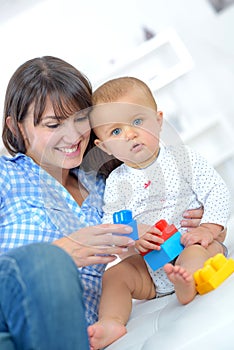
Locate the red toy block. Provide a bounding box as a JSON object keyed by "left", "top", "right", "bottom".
{"left": 140, "top": 219, "right": 177, "bottom": 257}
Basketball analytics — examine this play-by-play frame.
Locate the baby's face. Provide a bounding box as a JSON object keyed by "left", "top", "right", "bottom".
{"left": 90, "top": 98, "right": 163, "bottom": 168}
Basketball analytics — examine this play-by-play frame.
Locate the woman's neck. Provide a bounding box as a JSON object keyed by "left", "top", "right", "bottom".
{"left": 26, "top": 151, "right": 70, "bottom": 186}
{"left": 27, "top": 153, "right": 88, "bottom": 205}
{"left": 44, "top": 164, "right": 87, "bottom": 205}
{"left": 42, "top": 163, "right": 70, "bottom": 187}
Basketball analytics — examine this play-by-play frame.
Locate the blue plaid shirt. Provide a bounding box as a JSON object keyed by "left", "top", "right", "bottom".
{"left": 0, "top": 153, "right": 106, "bottom": 325}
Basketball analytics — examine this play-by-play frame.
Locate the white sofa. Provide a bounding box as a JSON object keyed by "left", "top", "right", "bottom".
{"left": 105, "top": 216, "right": 234, "bottom": 350}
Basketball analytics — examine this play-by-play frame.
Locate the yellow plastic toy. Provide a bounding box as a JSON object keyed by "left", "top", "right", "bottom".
{"left": 194, "top": 253, "right": 234, "bottom": 295}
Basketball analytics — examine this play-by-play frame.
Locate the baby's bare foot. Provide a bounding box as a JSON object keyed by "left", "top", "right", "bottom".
{"left": 164, "top": 263, "right": 197, "bottom": 304}
{"left": 88, "top": 319, "right": 127, "bottom": 350}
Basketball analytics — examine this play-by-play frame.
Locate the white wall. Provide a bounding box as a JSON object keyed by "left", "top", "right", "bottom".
{"left": 0, "top": 0, "right": 145, "bottom": 151}
{"left": 0, "top": 0, "right": 234, "bottom": 213}
{"left": 0, "top": 0, "right": 233, "bottom": 142}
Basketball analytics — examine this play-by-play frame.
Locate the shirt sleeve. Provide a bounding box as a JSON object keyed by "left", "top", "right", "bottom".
{"left": 70, "top": 170, "right": 107, "bottom": 326}
{"left": 182, "top": 146, "right": 231, "bottom": 227}
{"left": 0, "top": 158, "right": 11, "bottom": 208}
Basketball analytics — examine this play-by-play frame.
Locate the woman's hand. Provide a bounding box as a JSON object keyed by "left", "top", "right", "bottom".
{"left": 180, "top": 207, "right": 204, "bottom": 231}
{"left": 53, "top": 224, "right": 135, "bottom": 267}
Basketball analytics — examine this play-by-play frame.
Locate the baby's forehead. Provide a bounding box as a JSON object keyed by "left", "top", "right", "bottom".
{"left": 90, "top": 102, "right": 154, "bottom": 124}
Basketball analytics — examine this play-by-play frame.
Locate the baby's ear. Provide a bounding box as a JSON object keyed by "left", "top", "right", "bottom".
{"left": 157, "top": 111, "right": 163, "bottom": 126}
{"left": 94, "top": 139, "right": 112, "bottom": 155}
{"left": 157, "top": 111, "right": 163, "bottom": 118}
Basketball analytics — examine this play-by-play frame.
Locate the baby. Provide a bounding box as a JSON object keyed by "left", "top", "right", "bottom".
{"left": 88, "top": 77, "right": 230, "bottom": 349}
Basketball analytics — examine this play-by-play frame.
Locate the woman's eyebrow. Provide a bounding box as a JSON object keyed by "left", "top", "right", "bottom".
{"left": 42, "top": 115, "right": 65, "bottom": 121}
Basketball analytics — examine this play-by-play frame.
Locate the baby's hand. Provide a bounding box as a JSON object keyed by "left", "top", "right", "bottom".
{"left": 135, "top": 225, "right": 164, "bottom": 253}
{"left": 181, "top": 226, "right": 214, "bottom": 248}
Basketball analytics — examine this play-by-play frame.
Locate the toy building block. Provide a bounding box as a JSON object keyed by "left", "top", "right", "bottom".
{"left": 194, "top": 253, "right": 234, "bottom": 295}
{"left": 142, "top": 220, "right": 184, "bottom": 271}
{"left": 113, "top": 210, "right": 138, "bottom": 241}
{"left": 140, "top": 220, "right": 178, "bottom": 257}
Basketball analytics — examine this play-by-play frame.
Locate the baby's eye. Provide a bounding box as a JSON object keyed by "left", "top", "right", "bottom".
{"left": 133, "top": 118, "right": 143, "bottom": 126}
{"left": 112, "top": 128, "right": 121, "bottom": 136}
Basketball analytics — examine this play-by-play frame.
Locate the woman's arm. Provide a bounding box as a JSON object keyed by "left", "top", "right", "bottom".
{"left": 53, "top": 224, "right": 135, "bottom": 267}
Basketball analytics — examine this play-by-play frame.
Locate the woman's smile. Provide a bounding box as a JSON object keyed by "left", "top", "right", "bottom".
{"left": 56, "top": 142, "right": 81, "bottom": 156}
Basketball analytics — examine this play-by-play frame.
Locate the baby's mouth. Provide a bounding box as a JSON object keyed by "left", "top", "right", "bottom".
{"left": 131, "top": 143, "right": 144, "bottom": 152}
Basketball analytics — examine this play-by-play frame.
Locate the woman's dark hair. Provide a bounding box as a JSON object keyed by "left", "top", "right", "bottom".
{"left": 2, "top": 56, "right": 92, "bottom": 155}
{"left": 82, "top": 129, "right": 122, "bottom": 178}
{"left": 2, "top": 55, "right": 122, "bottom": 178}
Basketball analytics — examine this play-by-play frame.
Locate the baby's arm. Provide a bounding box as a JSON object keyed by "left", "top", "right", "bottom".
{"left": 181, "top": 223, "right": 223, "bottom": 248}
{"left": 118, "top": 224, "right": 164, "bottom": 259}
{"left": 135, "top": 224, "right": 164, "bottom": 254}
{"left": 179, "top": 147, "right": 230, "bottom": 248}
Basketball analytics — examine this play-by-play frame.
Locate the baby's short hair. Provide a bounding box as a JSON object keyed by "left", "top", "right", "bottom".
{"left": 92, "top": 76, "right": 157, "bottom": 110}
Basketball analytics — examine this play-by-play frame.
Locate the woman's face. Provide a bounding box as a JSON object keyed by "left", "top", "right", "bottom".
{"left": 18, "top": 99, "right": 91, "bottom": 171}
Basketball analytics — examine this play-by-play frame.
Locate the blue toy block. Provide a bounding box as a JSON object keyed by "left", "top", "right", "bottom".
{"left": 144, "top": 230, "right": 184, "bottom": 271}
{"left": 113, "top": 210, "right": 138, "bottom": 240}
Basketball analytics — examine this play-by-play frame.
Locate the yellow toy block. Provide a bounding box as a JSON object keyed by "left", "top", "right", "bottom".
{"left": 194, "top": 253, "right": 234, "bottom": 295}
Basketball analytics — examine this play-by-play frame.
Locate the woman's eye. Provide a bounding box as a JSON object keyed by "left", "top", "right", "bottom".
{"left": 133, "top": 118, "right": 143, "bottom": 126}
{"left": 112, "top": 128, "right": 121, "bottom": 136}
{"left": 46, "top": 123, "right": 60, "bottom": 129}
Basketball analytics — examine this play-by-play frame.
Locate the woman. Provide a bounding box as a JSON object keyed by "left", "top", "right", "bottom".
{"left": 0, "top": 56, "right": 203, "bottom": 349}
